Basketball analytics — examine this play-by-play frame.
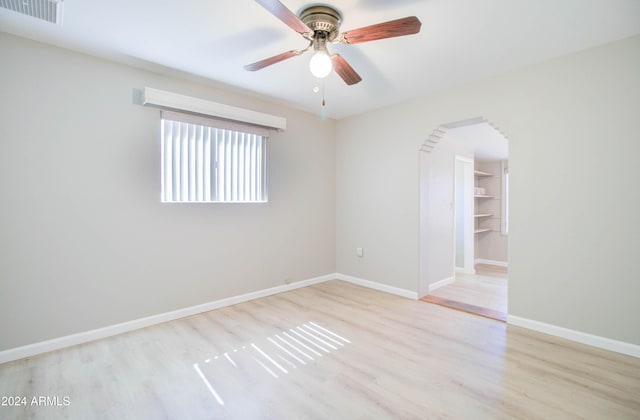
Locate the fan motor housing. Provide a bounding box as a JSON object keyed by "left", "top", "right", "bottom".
{"left": 299, "top": 5, "right": 342, "bottom": 41}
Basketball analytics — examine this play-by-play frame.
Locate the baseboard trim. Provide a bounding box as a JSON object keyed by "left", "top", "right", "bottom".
{"left": 428, "top": 276, "right": 455, "bottom": 293}
{"left": 335, "top": 273, "right": 418, "bottom": 300}
{"left": 0, "top": 274, "right": 335, "bottom": 365}
{"left": 475, "top": 258, "right": 508, "bottom": 267}
{"left": 507, "top": 315, "right": 640, "bottom": 359}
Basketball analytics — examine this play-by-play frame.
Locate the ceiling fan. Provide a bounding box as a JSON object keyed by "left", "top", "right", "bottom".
{"left": 244, "top": 0, "right": 422, "bottom": 85}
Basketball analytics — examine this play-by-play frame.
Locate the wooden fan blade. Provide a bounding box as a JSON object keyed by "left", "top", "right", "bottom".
{"left": 341, "top": 16, "right": 421, "bottom": 44}
{"left": 244, "top": 50, "right": 302, "bottom": 71}
{"left": 331, "top": 54, "right": 362, "bottom": 86}
{"left": 255, "top": 0, "right": 311, "bottom": 35}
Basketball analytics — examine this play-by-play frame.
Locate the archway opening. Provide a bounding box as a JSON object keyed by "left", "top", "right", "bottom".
{"left": 419, "top": 117, "right": 509, "bottom": 321}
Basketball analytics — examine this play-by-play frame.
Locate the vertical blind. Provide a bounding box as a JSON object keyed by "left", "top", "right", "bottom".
{"left": 161, "top": 114, "right": 267, "bottom": 203}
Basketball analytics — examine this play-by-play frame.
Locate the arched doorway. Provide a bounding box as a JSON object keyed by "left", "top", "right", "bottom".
{"left": 419, "top": 117, "right": 509, "bottom": 321}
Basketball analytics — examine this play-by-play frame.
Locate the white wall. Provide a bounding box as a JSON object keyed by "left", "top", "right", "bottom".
{"left": 0, "top": 33, "right": 336, "bottom": 351}
{"left": 335, "top": 105, "right": 420, "bottom": 288}
{"left": 337, "top": 35, "right": 640, "bottom": 345}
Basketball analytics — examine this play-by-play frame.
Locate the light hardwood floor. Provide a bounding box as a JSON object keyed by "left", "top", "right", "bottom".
{"left": 1, "top": 280, "right": 639, "bottom": 419}
{"left": 426, "top": 264, "right": 508, "bottom": 319}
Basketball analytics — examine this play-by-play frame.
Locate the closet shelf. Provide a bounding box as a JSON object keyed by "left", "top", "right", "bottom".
{"left": 474, "top": 228, "right": 492, "bottom": 234}
{"left": 475, "top": 166, "right": 495, "bottom": 235}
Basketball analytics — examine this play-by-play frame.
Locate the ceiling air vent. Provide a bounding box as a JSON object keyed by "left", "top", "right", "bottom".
{"left": 0, "top": 0, "right": 64, "bottom": 25}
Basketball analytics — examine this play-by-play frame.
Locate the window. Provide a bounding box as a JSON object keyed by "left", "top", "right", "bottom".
{"left": 161, "top": 111, "right": 268, "bottom": 203}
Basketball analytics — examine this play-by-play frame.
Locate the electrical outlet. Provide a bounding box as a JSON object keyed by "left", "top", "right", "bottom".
{"left": 356, "top": 247, "right": 364, "bottom": 257}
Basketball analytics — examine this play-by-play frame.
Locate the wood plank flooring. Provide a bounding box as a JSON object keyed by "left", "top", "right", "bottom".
{"left": 426, "top": 264, "right": 508, "bottom": 321}
{"left": 1, "top": 280, "right": 639, "bottom": 419}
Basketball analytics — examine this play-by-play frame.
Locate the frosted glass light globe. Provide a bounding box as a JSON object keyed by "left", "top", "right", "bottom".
{"left": 309, "top": 51, "right": 332, "bottom": 78}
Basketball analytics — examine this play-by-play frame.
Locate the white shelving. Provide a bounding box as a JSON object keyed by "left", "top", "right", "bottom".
{"left": 474, "top": 170, "right": 493, "bottom": 234}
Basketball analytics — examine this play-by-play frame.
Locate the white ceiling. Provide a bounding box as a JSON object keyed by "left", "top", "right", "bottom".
{"left": 1, "top": 0, "right": 640, "bottom": 119}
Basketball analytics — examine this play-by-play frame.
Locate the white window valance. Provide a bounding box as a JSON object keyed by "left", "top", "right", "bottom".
{"left": 142, "top": 87, "right": 286, "bottom": 133}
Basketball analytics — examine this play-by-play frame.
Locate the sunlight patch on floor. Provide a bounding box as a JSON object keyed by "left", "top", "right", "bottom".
{"left": 193, "top": 322, "right": 350, "bottom": 406}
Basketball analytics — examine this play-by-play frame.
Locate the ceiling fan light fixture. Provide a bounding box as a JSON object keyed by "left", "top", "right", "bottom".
{"left": 309, "top": 50, "right": 332, "bottom": 78}
{"left": 309, "top": 32, "right": 332, "bottom": 79}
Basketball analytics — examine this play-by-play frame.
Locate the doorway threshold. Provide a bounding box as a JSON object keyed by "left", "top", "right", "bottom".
{"left": 420, "top": 295, "right": 507, "bottom": 322}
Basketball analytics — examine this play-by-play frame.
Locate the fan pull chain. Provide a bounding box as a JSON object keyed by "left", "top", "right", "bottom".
{"left": 322, "top": 80, "right": 326, "bottom": 107}
{"left": 320, "top": 80, "right": 328, "bottom": 120}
